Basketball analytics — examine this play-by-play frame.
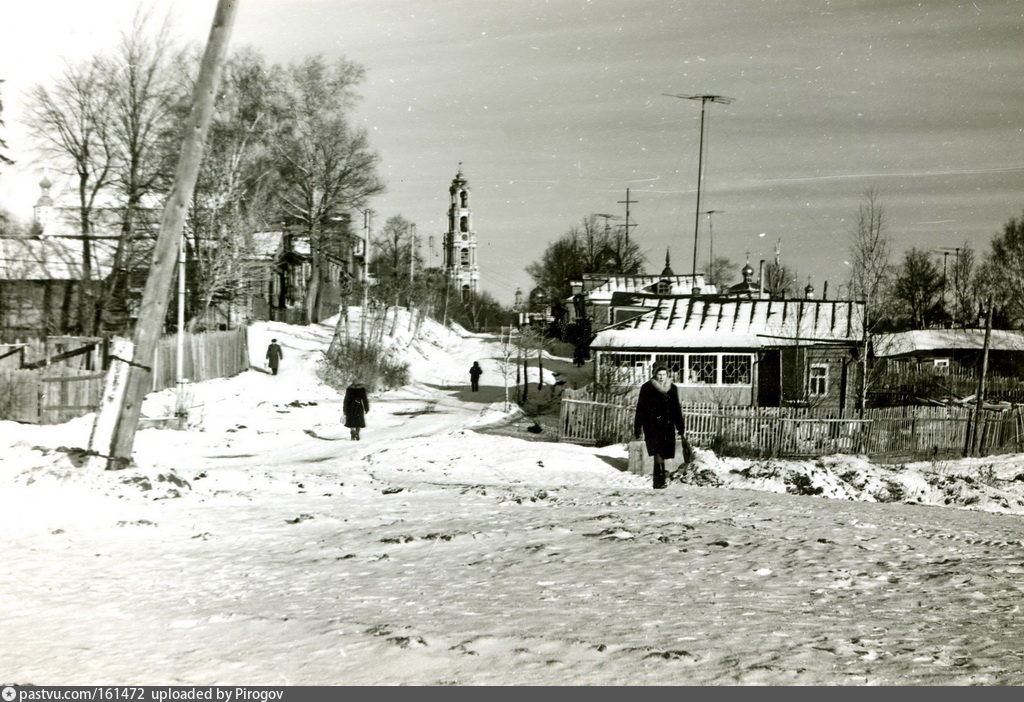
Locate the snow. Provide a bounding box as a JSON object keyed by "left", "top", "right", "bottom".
{"left": 2, "top": 309, "right": 1024, "bottom": 685}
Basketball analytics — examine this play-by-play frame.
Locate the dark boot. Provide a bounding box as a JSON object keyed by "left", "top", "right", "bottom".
{"left": 653, "top": 457, "right": 667, "bottom": 489}
{"left": 354, "top": 427, "right": 360, "bottom": 441}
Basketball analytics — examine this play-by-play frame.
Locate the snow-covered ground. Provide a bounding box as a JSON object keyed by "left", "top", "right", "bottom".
{"left": 2, "top": 310, "right": 1023, "bottom": 685}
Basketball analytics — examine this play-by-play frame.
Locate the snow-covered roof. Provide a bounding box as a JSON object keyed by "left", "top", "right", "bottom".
{"left": 0, "top": 236, "right": 116, "bottom": 280}
{"left": 592, "top": 296, "right": 864, "bottom": 350}
{"left": 249, "top": 231, "right": 283, "bottom": 258}
{"left": 582, "top": 274, "right": 716, "bottom": 302}
{"left": 874, "top": 329, "right": 1024, "bottom": 357}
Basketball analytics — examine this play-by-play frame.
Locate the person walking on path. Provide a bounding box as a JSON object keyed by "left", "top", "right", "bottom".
{"left": 265, "top": 338, "right": 283, "bottom": 375}
{"left": 469, "top": 361, "right": 483, "bottom": 392}
{"left": 633, "top": 365, "right": 687, "bottom": 489}
{"left": 343, "top": 383, "right": 370, "bottom": 440}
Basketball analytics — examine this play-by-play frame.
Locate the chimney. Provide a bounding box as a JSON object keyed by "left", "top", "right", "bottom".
{"left": 758, "top": 259, "right": 765, "bottom": 297}
{"left": 822, "top": 280, "right": 829, "bottom": 301}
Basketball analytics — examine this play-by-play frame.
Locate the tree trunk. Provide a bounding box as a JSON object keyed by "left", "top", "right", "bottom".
{"left": 306, "top": 230, "right": 321, "bottom": 325}
{"left": 79, "top": 185, "right": 94, "bottom": 335}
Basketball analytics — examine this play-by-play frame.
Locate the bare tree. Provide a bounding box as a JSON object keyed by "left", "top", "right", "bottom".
{"left": 183, "top": 49, "right": 282, "bottom": 328}
{"left": 702, "top": 255, "right": 736, "bottom": 290}
{"left": 97, "top": 10, "right": 182, "bottom": 331}
{"left": 370, "top": 214, "right": 420, "bottom": 306}
{"left": 980, "top": 210, "right": 1024, "bottom": 328}
{"left": 497, "top": 326, "right": 518, "bottom": 411}
{"left": 848, "top": 188, "right": 892, "bottom": 316}
{"left": 26, "top": 58, "right": 116, "bottom": 334}
{"left": 762, "top": 260, "right": 797, "bottom": 298}
{"left": 526, "top": 213, "right": 645, "bottom": 305}
{"left": 949, "top": 244, "right": 979, "bottom": 327}
{"left": 892, "top": 248, "right": 944, "bottom": 328}
{"left": 275, "top": 56, "right": 384, "bottom": 324}
{"left": 0, "top": 79, "right": 14, "bottom": 167}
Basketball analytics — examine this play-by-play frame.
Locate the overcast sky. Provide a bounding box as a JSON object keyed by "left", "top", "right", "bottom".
{"left": 2, "top": 0, "right": 1023, "bottom": 303}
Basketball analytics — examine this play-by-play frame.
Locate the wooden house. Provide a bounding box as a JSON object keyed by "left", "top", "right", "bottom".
{"left": 245, "top": 216, "right": 366, "bottom": 324}
{"left": 590, "top": 295, "right": 865, "bottom": 410}
{"left": 873, "top": 329, "right": 1024, "bottom": 378}
{"left": 0, "top": 236, "right": 115, "bottom": 341}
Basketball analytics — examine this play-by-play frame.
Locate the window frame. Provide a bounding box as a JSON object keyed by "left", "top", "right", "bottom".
{"left": 808, "top": 363, "right": 829, "bottom": 396}
{"left": 598, "top": 351, "right": 755, "bottom": 387}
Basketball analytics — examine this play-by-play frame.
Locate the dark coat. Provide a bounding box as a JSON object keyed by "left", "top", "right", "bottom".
{"left": 265, "top": 342, "right": 283, "bottom": 368}
{"left": 343, "top": 386, "right": 370, "bottom": 428}
{"left": 633, "top": 379, "right": 686, "bottom": 458}
{"left": 469, "top": 363, "right": 482, "bottom": 379}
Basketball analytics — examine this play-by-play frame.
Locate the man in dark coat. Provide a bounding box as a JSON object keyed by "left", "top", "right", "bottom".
{"left": 265, "top": 339, "right": 283, "bottom": 375}
{"left": 343, "top": 383, "right": 370, "bottom": 440}
{"left": 633, "top": 365, "right": 686, "bottom": 489}
{"left": 469, "top": 361, "right": 483, "bottom": 391}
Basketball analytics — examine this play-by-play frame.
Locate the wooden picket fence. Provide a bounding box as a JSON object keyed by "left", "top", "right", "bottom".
{"left": 559, "top": 397, "right": 1024, "bottom": 459}
{"left": 149, "top": 328, "right": 251, "bottom": 392}
{"left": 0, "top": 328, "right": 250, "bottom": 424}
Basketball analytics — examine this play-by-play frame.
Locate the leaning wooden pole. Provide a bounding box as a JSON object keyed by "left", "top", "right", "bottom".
{"left": 969, "top": 296, "right": 994, "bottom": 457}
{"left": 106, "top": 0, "right": 239, "bottom": 469}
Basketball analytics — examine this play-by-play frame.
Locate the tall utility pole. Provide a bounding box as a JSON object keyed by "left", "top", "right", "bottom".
{"left": 937, "top": 246, "right": 959, "bottom": 322}
{"left": 617, "top": 187, "right": 638, "bottom": 253}
{"left": 703, "top": 209, "right": 724, "bottom": 287}
{"left": 664, "top": 93, "right": 733, "bottom": 281}
{"left": 969, "top": 295, "right": 994, "bottom": 456}
{"left": 175, "top": 230, "right": 187, "bottom": 417}
{"left": 360, "top": 208, "right": 373, "bottom": 349}
{"left": 106, "top": 0, "right": 239, "bottom": 469}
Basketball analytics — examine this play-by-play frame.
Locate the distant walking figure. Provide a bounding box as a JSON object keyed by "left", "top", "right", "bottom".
{"left": 265, "top": 339, "right": 283, "bottom": 375}
{"left": 469, "top": 361, "right": 483, "bottom": 392}
{"left": 343, "top": 383, "right": 370, "bottom": 440}
{"left": 633, "top": 365, "right": 686, "bottom": 489}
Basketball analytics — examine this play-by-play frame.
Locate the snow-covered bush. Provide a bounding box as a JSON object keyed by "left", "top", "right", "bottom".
{"left": 318, "top": 337, "right": 409, "bottom": 392}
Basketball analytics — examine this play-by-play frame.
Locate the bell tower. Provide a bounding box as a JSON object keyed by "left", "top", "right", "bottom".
{"left": 444, "top": 163, "right": 479, "bottom": 299}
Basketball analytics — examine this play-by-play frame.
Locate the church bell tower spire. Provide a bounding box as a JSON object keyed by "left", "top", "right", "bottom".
{"left": 444, "top": 162, "right": 479, "bottom": 298}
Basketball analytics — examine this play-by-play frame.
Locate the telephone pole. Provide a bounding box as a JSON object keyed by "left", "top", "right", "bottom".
{"left": 664, "top": 93, "right": 733, "bottom": 281}
{"left": 703, "top": 209, "right": 724, "bottom": 287}
{"left": 105, "top": 0, "right": 239, "bottom": 468}
{"left": 617, "top": 187, "right": 638, "bottom": 252}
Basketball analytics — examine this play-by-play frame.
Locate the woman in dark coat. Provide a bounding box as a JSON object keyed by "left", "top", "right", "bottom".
{"left": 343, "top": 383, "right": 370, "bottom": 440}
{"left": 633, "top": 365, "right": 686, "bottom": 489}
{"left": 469, "top": 361, "right": 483, "bottom": 391}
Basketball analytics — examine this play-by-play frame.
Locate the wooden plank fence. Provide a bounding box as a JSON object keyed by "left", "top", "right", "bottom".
{"left": 0, "top": 328, "right": 250, "bottom": 424}
{"left": 559, "top": 397, "right": 1024, "bottom": 459}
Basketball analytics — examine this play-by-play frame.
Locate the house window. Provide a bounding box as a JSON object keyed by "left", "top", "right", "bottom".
{"left": 460, "top": 216, "right": 468, "bottom": 232}
{"left": 460, "top": 191, "right": 468, "bottom": 208}
{"left": 722, "top": 354, "right": 752, "bottom": 385}
{"left": 688, "top": 354, "right": 717, "bottom": 385}
{"left": 600, "top": 352, "right": 651, "bottom": 385}
{"left": 460, "top": 248, "right": 470, "bottom": 266}
{"left": 656, "top": 279, "right": 670, "bottom": 295}
{"left": 809, "top": 364, "right": 828, "bottom": 396}
{"left": 654, "top": 354, "right": 686, "bottom": 382}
